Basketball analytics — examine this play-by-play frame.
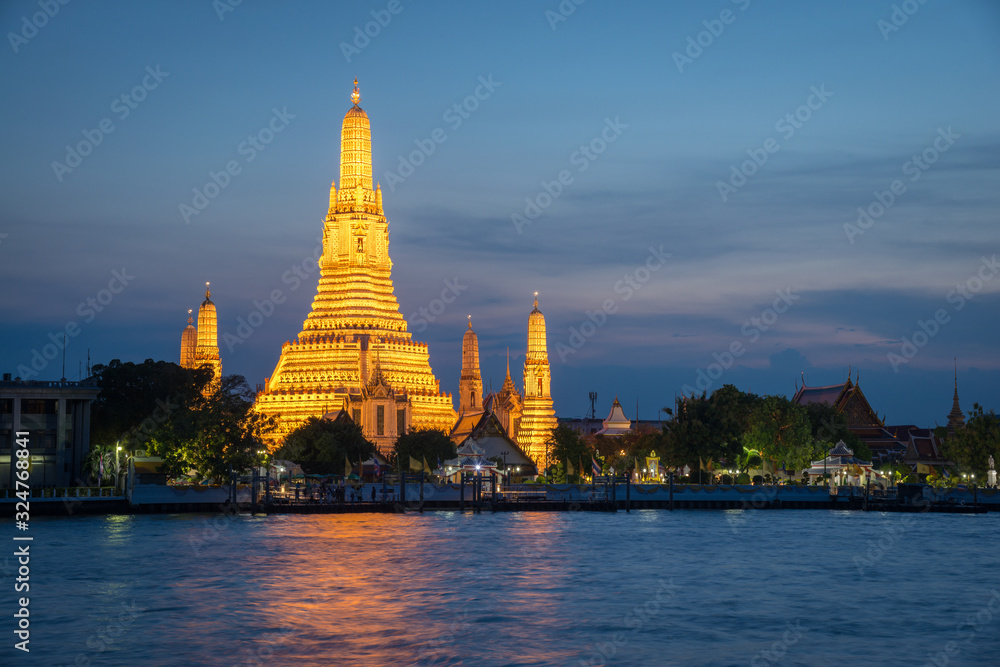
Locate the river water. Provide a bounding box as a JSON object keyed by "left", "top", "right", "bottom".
{"left": 9, "top": 510, "right": 1000, "bottom": 666}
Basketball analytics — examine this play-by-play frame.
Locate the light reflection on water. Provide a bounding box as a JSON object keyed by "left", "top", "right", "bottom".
{"left": 18, "top": 510, "right": 1000, "bottom": 666}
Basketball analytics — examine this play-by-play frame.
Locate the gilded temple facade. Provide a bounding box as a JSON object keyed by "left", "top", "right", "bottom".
{"left": 255, "top": 81, "right": 455, "bottom": 450}
{"left": 180, "top": 283, "right": 222, "bottom": 390}
{"left": 459, "top": 317, "right": 483, "bottom": 415}
{"left": 516, "top": 295, "right": 557, "bottom": 466}
{"left": 449, "top": 299, "right": 551, "bottom": 470}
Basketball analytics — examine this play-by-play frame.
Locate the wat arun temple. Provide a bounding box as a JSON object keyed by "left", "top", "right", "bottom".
{"left": 193, "top": 80, "right": 560, "bottom": 466}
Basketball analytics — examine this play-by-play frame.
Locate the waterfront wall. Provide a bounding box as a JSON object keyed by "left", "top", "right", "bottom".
{"left": 381, "top": 482, "right": 1000, "bottom": 506}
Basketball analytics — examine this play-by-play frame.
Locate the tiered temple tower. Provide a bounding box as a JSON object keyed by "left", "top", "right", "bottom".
{"left": 493, "top": 349, "right": 523, "bottom": 441}
{"left": 459, "top": 316, "right": 483, "bottom": 414}
{"left": 255, "top": 80, "right": 456, "bottom": 448}
{"left": 517, "top": 293, "right": 557, "bottom": 466}
{"left": 180, "top": 309, "right": 196, "bottom": 368}
{"left": 947, "top": 361, "right": 965, "bottom": 435}
{"left": 180, "top": 284, "right": 222, "bottom": 391}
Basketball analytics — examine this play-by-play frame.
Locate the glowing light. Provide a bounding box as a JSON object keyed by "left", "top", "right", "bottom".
{"left": 254, "top": 81, "right": 455, "bottom": 453}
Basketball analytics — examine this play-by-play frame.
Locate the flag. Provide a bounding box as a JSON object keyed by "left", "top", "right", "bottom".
{"left": 409, "top": 456, "right": 422, "bottom": 472}
{"left": 566, "top": 459, "right": 575, "bottom": 476}
{"left": 344, "top": 455, "right": 352, "bottom": 478}
{"left": 423, "top": 456, "right": 432, "bottom": 473}
{"left": 592, "top": 456, "right": 602, "bottom": 476}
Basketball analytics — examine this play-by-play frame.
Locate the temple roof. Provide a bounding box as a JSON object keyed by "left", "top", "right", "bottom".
{"left": 828, "top": 441, "right": 854, "bottom": 457}
{"left": 450, "top": 409, "right": 534, "bottom": 468}
{"left": 596, "top": 397, "right": 632, "bottom": 436}
{"left": 792, "top": 375, "right": 883, "bottom": 428}
{"left": 793, "top": 382, "right": 848, "bottom": 406}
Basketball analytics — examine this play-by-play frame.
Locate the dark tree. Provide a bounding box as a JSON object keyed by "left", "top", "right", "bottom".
{"left": 392, "top": 429, "right": 456, "bottom": 471}
{"left": 275, "top": 415, "right": 375, "bottom": 476}
{"left": 942, "top": 403, "right": 1000, "bottom": 477}
{"left": 89, "top": 358, "right": 211, "bottom": 449}
{"left": 149, "top": 375, "right": 274, "bottom": 484}
{"left": 804, "top": 402, "right": 870, "bottom": 460}
{"left": 547, "top": 424, "right": 594, "bottom": 482}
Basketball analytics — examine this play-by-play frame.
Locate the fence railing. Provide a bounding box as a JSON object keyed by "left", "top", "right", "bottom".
{"left": 0, "top": 487, "right": 118, "bottom": 499}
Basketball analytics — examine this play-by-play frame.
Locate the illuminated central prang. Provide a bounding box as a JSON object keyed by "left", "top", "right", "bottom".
{"left": 255, "top": 81, "right": 456, "bottom": 452}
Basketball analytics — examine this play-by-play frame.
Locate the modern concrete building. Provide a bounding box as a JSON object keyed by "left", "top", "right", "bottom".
{"left": 0, "top": 376, "right": 101, "bottom": 489}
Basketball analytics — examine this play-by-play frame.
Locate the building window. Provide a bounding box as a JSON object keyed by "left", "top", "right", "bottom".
{"left": 397, "top": 409, "right": 406, "bottom": 436}
{"left": 377, "top": 405, "right": 384, "bottom": 436}
{"left": 352, "top": 408, "right": 361, "bottom": 426}
{"left": 21, "top": 399, "right": 55, "bottom": 415}
{"left": 356, "top": 237, "right": 364, "bottom": 253}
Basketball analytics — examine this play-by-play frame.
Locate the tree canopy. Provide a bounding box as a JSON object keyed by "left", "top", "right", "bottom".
{"left": 90, "top": 358, "right": 211, "bottom": 449}
{"left": 274, "top": 415, "right": 375, "bottom": 476}
{"left": 392, "top": 429, "right": 456, "bottom": 471}
{"left": 804, "top": 402, "right": 870, "bottom": 460}
{"left": 655, "top": 385, "right": 875, "bottom": 480}
{"left": 88, "top": 360, "right": 273, "bottom": 484}
{"left": 547, "top": 424, "right": 594, "bottom": 482}
{"left": 942, "top": 403, "right": 1000, "bottom": 477}
{"left": 744, "top": 395, "right": 815, "bottom": 473}
{"left": 146, "top": 374, "right": 273, "bottom": 484}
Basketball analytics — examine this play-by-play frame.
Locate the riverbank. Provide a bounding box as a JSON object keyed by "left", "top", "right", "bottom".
{"left": 3, "top": 481, "right": 995, "bottom": 515}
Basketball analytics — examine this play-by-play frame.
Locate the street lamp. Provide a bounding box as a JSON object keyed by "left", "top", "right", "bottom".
{"left": 115, "top": 444, "right": 122, "bottom": 495}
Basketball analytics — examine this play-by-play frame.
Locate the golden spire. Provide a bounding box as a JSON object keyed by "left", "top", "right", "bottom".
{"left": 460, "top": 315, "right": 482, "bottom": 412}
{"left": 180, "top": 308, "right": 197, "bottom": 369}
{"left": 340, "top": 79, "right": 373, "bottom": 193}
{"left": 519, "top": 292, "right": 555, "bottom": 466}
{"left": 256, "top": 81, "right": 456, "bottom": 448}
{"left": 204, "top": 281, "right": 211, "bottom": 301}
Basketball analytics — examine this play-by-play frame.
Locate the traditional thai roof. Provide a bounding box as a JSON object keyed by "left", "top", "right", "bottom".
{"left": 448, "top": 407, "right": 536, "bottom": 473}
{"left": 829, "top": 441, "right": 854, "bottom": 457}
{"left": 854, "top": 425, "right": 909, "bottom": 464}
{"left": 903, "top": 428, "right": 954, "bottom": 466}
{"left": 596, "top": 397, "right": 632, "bottom": 436}
{"left": 792, "top": 374, "right": 882, "bottom": 428}
{"left": 805, "top": 440, "right": 875, "bottom": 475}
{"left": 449, "top": 411, "right": 483, "bottom": 444}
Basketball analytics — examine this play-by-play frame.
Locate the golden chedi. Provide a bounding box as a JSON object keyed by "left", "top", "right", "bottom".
{"left": 180, "top": 283, "right": 222, "bottom": 393}
{"left": 517, "top": 293, "right": 557, "bottom": 466}
{"left": 255, "top": 80, "right": 455, "bottom": 452}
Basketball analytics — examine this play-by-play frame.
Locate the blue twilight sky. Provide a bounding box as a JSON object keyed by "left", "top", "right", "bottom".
{"left": 1, "top": 0, "right": 998, "bottom": 425}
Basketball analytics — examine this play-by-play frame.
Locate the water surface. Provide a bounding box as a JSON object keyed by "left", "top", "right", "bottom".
{"left": 11, "top": 510, "right": 1000, "bottom": 666}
